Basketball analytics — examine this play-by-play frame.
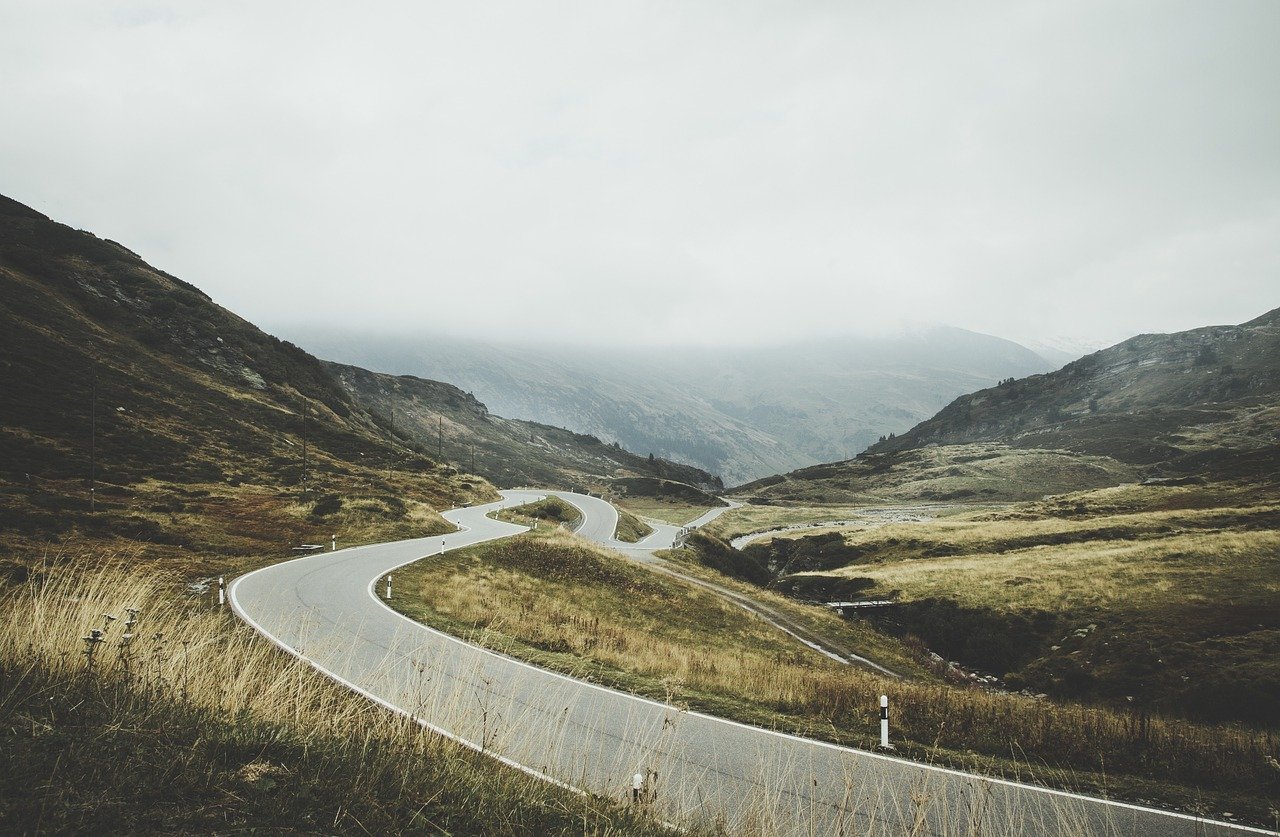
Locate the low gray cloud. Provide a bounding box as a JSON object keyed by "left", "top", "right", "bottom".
{"left": 2, "top": 1, "right": 1276, "bottom": 348}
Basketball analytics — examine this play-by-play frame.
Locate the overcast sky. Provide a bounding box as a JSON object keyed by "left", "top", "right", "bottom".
{"left": 2, "top": 1, "right": 1277, "bottom": 350}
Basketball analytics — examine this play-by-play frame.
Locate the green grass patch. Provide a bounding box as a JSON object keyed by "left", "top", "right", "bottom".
{"left": 494, "top": 496, "right": 582, "bottom": 530}
{"left": 614, "top": 498, "right": 714, "bottom": 526}
{"left": 613, "top": 507, "right": 653, "bottom": 542}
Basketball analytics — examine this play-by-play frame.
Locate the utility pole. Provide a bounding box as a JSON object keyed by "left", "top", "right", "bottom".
{"left": 470, "top": 444, "right": 475, "bottom": 473}
{"left": 437, "top": 416, "right": 443, "bottom": 462}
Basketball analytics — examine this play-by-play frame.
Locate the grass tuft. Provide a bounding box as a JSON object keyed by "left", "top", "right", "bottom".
{"left": 390, "top": 526, "right": 1280, "bottom": 825}
{"left": 0, "top": 553, "right": 679, "bottom": 834}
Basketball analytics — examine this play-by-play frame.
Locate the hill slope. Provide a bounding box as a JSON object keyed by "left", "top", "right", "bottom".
{"left": 868, "top": 309, "right": 1280, "bottom": 478}
{"left": 326, "top": 362, "right": 722, "bottom": 492}
{"left": 274, "top": 327, "right": 1056, "bottom": 484}
{"left": 0, "top": 194, "right": 496, "bottom": 574}
{"left": 741, "top": 309, "right": 1280, "bottom": 502}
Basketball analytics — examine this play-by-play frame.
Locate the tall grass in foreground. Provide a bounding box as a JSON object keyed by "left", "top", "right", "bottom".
{"left": 0, "top": 554, "right": 672, "bottom": 835}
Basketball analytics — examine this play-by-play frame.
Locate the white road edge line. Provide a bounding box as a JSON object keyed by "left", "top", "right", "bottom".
{"left": 229, "top": 491, "right": 1273, "bottom": 836}
{"left": 230, "top": 494, "right": 687, "bottom": 833}
{"left": 226, "top": 514, "right": 587, "bottom": 799}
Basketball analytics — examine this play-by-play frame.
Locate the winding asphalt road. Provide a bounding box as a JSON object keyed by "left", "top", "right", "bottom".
{"left": 230, "top": 491, "right": 1270, "bottom": 836}
{"left": 602, "top": 499, "right": 902, "bottom": 676}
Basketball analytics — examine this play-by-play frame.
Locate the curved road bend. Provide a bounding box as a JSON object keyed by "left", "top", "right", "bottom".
{"left": 580, "top": 494, "right": 902, "bottom": 676}
{"left": 231, "top": 491, "right": 1268, "bottom": 837}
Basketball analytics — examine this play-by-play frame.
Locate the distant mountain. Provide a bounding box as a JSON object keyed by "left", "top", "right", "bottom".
{"left": 326, "top": 362, "right": 722, "bottom": 492}
{"left": 1009, "top": 334, "right": 1112, "bottom": 368}
{"left": 869, "top": 308, "right": 1280, "bottom": 477}
{"left": 739, "top": 308, "right": 1280, "bottom": 502}
{"left": 274, "top": 327, "right": 1056, "bottom": 485}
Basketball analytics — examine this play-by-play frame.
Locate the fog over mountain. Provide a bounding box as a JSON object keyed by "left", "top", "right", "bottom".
{"left": 278, "top": 325, "right": 1056, "bottom": 483}
{"left": 2, "top": 3, "right": 1276, "bottom": 354}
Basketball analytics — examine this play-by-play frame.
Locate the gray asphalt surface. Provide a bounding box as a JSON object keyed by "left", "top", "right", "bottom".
{"left": 231, "top": 491, "right": 1270, "bottom": 836}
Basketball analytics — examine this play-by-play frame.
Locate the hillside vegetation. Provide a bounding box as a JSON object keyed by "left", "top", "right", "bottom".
{"left": 0, "top": 556, "right": 676, "bottom": 834}
{"left": 609, "top": 476, "right": 727, "bottom": 526}
{"left": 0, "top": 194, "right": 504, "bottom": 578}
{"left": 329, "top": 361, "right": 723, "bottom": 492}
{"left": 737, "top": 309, "right": 1280, "bottom": 505}
{"left": 282, "top": 325, "right": 1056, "bottom": 484}
{"left": 389, "top": 526, "right": 1280, "bottom": 822}
{"left": 746, "top": 481, "right": 1280, "bottom": 727}
{"left": 737, "top": 442, "right": 1138, "bottom": 504}
{"left": 868, "top": 308, "right": 1280, "bottom": 478}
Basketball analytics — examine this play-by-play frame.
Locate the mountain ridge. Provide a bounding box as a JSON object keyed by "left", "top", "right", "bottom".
{"left": 325, "top": 361, "right": 722, "bottom": 492}
{"left": 275, "top": 324, "right": 1058, "bottom": 484}
{"left": 736, "top": 307, "right": 1280, "bottom": 502}
{"left": 0, "top": 192, "right": 714, "bottom": 573}
{"left": 866, "top": 308, "right": 1280, "bottom": 475}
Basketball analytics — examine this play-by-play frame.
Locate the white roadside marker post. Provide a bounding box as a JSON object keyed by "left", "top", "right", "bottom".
{"left": 880, "top": 694, "right": 893, "bottom": 750}
{"left": 331, "top": 534, "right": 336, "bottom": 551}
{"left": 218, "top": 576, "right": 225, "bottom": 607}
{"left": 385, "top": 574, "right": 392, "bottom": 600}
{"left": 631, "top": 772, "right": 644, "bottom": 804}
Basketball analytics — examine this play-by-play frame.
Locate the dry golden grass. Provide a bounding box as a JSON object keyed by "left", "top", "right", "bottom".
{"left": 411, "top": 531, "right": 825, "bottom": 697}
{"left": 754, "top": 483, "right": 1280, "bottom": 733}
{"left": 703, "top": 503, "right": 877, "bottom": 540}
{"left": 391, "top": 528, "right": 1280, "bottom": 821}
{"left": 0, "top": 553, "right": 677, "bottom": 834}
{"left": 831, "top": 528, "right": 1280, "bottom": 614}
{"left": 613, "top": 497, "right": 715, "bottom": 526}
{"left": 0, "top": 471, "right": 471, "bottom": 582}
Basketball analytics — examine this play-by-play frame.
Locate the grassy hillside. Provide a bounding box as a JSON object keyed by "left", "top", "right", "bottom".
{"left": 494, "top": 496, "right": 582, "bottom": 529}
{"left": 280, "top": 325, "right": 1056, "bottom": 484}
{"left": 737, "top": 309, "right": 1280, "bottom": 505}
{"left": 388, "top": 526, "right": 1280, "bottom": 823}
{"left": 0, "top": 556, "right": 676, "bottom": 835}
{"left": 867, "top": 308, "right": 1280, "bottom": 479}
{"left": 279, "top": 329, "right": 800, "bottom": 483}
{"left": 609, "top": 476, "right": 727, "bottom": 526}
{"left": 737, "top": 442, "right": 1139, "bottom": 504}
{"left": 613, "top": 507, "right": 654, "bottom": 542}
{"left": 328, "top": 361, "right": 723, "bottom": 491}
{"left": 749, "top": 481, "right": 1280, "bottom": 726}
{"left": 0, "top": 193, "right": 494, "bottom": 577}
